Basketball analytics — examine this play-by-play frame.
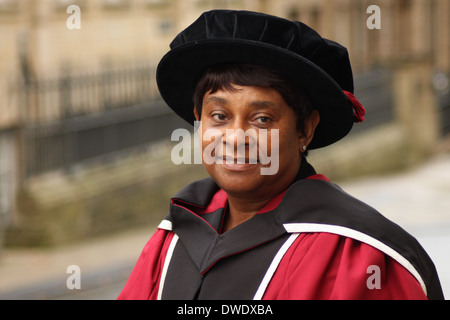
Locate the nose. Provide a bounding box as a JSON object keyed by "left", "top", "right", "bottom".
{"left": 222, "top": 119, "right": 258, "bottom": 160}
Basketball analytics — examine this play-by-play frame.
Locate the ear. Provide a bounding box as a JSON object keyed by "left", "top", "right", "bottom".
{"left": 299, "top": 110, "right": 320, "bottom": 150}
{"left": 193, "top": 107, "right": 200, "bottom": 121}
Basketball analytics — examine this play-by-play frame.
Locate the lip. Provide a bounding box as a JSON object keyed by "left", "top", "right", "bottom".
{"left": 222, "top": 162, "right": 258, "bottom": 172}
{"left": 218, "top": 157, "right": 259, "bottom": 172}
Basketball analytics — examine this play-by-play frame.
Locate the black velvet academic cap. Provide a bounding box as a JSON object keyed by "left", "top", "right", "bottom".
{"left": 157, "top": 10, "right": 365, "bottom": 149}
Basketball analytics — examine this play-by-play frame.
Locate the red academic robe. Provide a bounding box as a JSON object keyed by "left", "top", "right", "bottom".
{"left": 118, "top": 172, "right": 443, "bottom": 300}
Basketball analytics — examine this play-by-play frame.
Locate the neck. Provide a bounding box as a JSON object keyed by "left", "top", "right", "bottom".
{"left": 221, "top": 195, "right": 270, "bottom": 233}
{"left": 220, "top": 156, "right": 315, "bottom": 233}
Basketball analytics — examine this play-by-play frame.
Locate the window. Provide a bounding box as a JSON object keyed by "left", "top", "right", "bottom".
{"left": 0, "top": 0, "right": 19, "bottom": 13}
{"left": 144, "top": 0, "right": 171, "bottom": 8}
{"left": 52, "top": 0, "right": 86, "bottom": 11}
{"left": 102, "top": 0, "right": 130, "bottom": 10}
{"left": 0, "top": 136, "right": 10, "bottom": 218}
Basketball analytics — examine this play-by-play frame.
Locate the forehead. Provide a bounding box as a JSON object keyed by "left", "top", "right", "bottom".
{"left": 202, "top": 85, "right": 286, "bottom": 109}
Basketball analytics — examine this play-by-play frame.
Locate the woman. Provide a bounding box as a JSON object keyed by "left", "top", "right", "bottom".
{"left": 118, "top": 10, "right": 443, "bottom": 300}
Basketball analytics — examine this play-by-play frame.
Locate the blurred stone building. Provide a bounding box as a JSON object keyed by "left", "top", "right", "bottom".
{"left": 1, "top": 0, "right": 448, "bottom": 127}
{"left": 0, "top": 0, "right": 449, "bottom": 246}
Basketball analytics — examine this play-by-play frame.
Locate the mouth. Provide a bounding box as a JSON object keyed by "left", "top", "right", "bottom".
{"left": 217, "top": 156, "right": 259, "bottom": 172}
{"left": 222, "top": 156, "right": 258, "bottom": 164}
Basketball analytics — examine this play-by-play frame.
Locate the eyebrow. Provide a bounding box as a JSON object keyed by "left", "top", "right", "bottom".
{"left": 204, "top": 96, "right": 278, "bottom": 109}
{"left": 249, "top": 100, "right": 277, "bottom": 109}
{"left": 204, "top": 96, "right": 228, "bottom": 105}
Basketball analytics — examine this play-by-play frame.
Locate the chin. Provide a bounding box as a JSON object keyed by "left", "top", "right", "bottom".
{"left": 219, "top": 180, "right": 265, "bottom": 197}
{"left": 207, "top": 165, "right": 266, "bottom": 194}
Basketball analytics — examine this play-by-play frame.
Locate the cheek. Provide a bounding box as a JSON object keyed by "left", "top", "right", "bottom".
{"left": 201, "top": 130, "right": 222, "bottom": 163}
{"left": 199, "top": 127, "right": 224, "bottom": 165}
{"left": 276, "top": 127, "right": 302, "bottom": 161}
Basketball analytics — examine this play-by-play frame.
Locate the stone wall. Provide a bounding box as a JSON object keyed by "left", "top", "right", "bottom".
{"left": 5, "top": 142, "right": 208, "bottom": 247}
{"left": 4, "top": 60, "right": 443, "bottom": 248}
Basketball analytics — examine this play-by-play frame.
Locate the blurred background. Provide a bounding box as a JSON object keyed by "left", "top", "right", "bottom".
{"left": 0, "top": 0, "right": 449, "bottom": 299}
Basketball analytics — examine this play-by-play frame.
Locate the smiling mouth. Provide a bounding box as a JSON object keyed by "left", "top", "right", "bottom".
{"left": 220, "top": 156, "right": 259, "bottom": 164}
{"left": 214, "top": 156, "right": 259, "bottom": 172}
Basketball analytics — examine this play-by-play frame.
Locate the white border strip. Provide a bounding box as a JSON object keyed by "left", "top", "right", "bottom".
{"left": 158, "top": 219, "right": 173, "bottom": 231}
{"left": 157, "top": 233, "right": 179, "bottom": 300}
{"left": 253, "top": 233, "right": 300, "bottom": 300}
{"left": 283, "top": 223, "right": 427, "bottom": 296}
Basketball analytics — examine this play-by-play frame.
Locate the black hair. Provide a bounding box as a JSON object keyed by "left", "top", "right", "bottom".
{"left": 193, "top": 63, "right": 315, "bottom": 141}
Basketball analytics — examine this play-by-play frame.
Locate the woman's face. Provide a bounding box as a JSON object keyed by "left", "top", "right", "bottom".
{"left": 196, "top": 84, "right": 319, "bottom": 201}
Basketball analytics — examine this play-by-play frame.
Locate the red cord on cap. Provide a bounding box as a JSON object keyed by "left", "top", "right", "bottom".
{"left": 344, "top": 91, "right": 366, "bottom": 123}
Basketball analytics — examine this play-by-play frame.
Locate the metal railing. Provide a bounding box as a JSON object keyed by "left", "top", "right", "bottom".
{"left": 18, "top": 64, "right": 160, "bottom": 124}
{"left": 10, "top": 64, "right": 187, "bottom": 178}
{"left": 351, "top": 68, "right": 394, "bottom": 134}
{"left": 12, "top": 66, "right": 396, "bottom": 178}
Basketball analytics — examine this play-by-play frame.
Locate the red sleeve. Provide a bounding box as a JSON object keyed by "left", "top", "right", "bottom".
{"left": 117, "top": 229, "right": 174, "bottom": 300}
{"left": 263, "top": 232, "right": 427, "bottom": 300}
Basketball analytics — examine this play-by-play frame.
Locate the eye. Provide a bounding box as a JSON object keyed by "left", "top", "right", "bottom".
{"left": 212, "top": 113, "right": 227, "bottom": 122}
{"left": 255, "top": 116, "right": 271, "bottom": 124}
